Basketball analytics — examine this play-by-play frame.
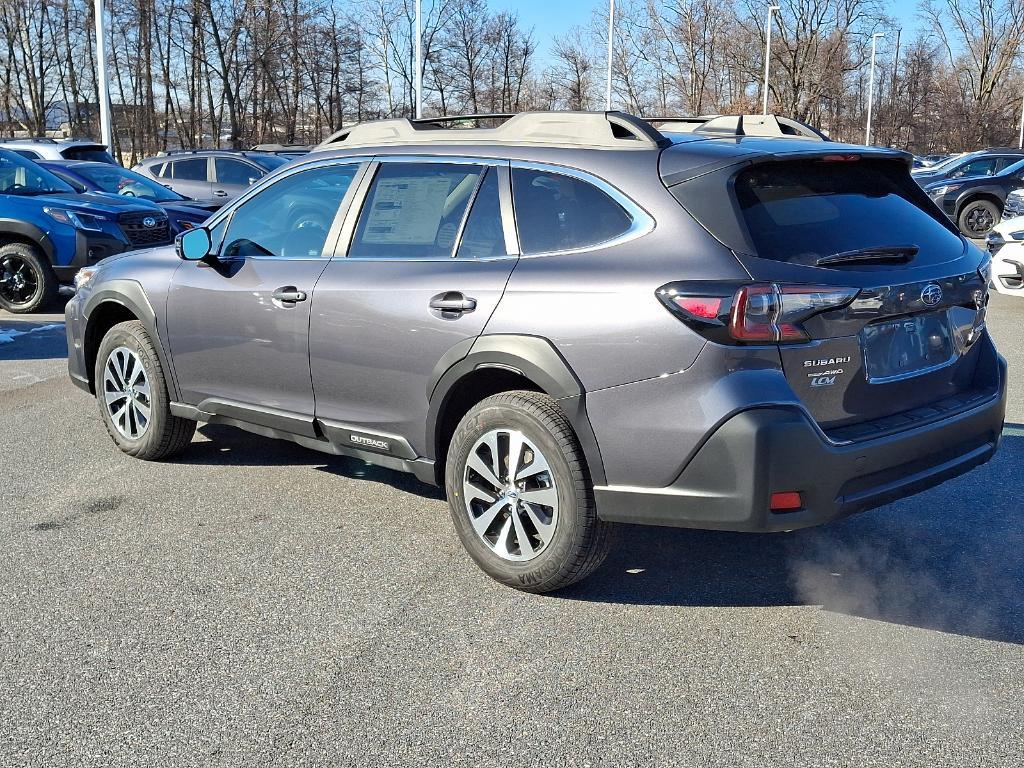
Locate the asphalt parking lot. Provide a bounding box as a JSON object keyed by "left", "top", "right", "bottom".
{"left": 1, "top": 295, "right": 1022, "bottom": 767}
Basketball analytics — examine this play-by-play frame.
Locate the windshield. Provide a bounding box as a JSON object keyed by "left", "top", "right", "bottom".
{"left": 998, "top": 159, "right": 1024, "bottom": 177}
{"left": 924, "top": 154, "right": 971, "bottom": 173}
{"left": 249, "top": 154, "right": 290, "bottom": 172}
{"left": 0, "top": 150, "right": 75, "bottom": 195}
{"left": 734, "top": 158, "right": 965, "bottom": 267}
{"left": 74, "top": 163, "right": 182, "bottom": 201}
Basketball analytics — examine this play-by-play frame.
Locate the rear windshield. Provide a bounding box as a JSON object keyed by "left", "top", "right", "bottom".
{"left": 61, "top": 146, "right": 117, "bottom": 164}
{"left": 734, "top": 159, "right": 964, "bottom": 265}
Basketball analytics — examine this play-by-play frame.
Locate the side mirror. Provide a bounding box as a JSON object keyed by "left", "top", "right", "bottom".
{"left": 176, "top": 226, "right": 212, "bottom": 260}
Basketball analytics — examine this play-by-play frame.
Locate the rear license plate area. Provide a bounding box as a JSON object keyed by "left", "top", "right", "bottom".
{"left": 862, "top": 311, "right": 957, "bottom": 383}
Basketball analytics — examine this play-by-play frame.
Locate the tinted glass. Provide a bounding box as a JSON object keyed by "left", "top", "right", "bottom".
{"left": 171, "top": 158, "right": 208, "bottom": 181}
{"left": 952, "top": 158, "right": 998, "bottom": 178}
{"left": 11, "top": 149, "right": 41, "bottom": 160}
{"left": 512, "top": 168, "right": 632, "bottom": 254}
{"left": 0, "top": 150, "right": 75, "bottom": 195}
{"left": 350, "top": 163, "right": 484, "bottom": 259}
{"left": 456, "top": 168, "right": 506, "bottom": 258}
{"left": 219, "top": 164, "right": 356, "bottom": 259}
{"left": 75, "top": 164, "right": 182, "bottom": 201}
{"left": 734, "top": 159, "right": 965, "bottom": 266}
{"left": 60, "top": 147, "right": 117, "bottom": 164}
{"left": 46, "top": 168, "right": 88, "bottom": 192}
{"left": 216, "top": 158, "right": 260, "bottom": 186}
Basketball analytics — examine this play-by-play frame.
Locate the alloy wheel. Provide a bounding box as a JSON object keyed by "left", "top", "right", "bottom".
{"left": 965, "top": 205, "right": 995, "bottom": 235}
{"left": 462, "top": 428, "right": 559, "bottom": 562}
{"left": 0, "top": 254, "right": 39, "bottom": 308}
{"left": 103, "top": 346, "right": 152, "bottom": 440}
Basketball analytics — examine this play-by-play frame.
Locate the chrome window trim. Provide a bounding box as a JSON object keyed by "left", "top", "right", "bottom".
{"left": 337, "top": 156, "right": 519, "bottom": 262}
{"left": 204, "top": 156, "right": 371, "bottom": 262}
{"left": 509, "top": 160, "right": 655, "bottom": 258}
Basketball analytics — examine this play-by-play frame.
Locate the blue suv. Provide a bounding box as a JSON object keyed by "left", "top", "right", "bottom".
{"left": 0, "top": 149, "right": 173, "bottom": 313}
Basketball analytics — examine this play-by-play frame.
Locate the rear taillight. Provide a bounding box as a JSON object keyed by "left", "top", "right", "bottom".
{"left": 658, "top": 282, "right": 859, "bottom": 344}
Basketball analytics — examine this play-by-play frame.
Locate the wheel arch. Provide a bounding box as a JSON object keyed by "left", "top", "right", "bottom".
{"left": 956, "top": 190, "right": 1004, "bottom": 218}
{"left": 426, "top": 335, "right": 606, "bottom": 487}
{"left": 0, "top": 219, "right": 54, "bottom": 262}
{"left": 82, "top": 281, "right": 179, "bottom": 400}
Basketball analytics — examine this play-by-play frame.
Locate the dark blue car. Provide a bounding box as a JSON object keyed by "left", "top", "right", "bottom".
{"left": 0, "top": 149, "right": 174, "bottom": 313}
{"left": 38, "top": 160, "right": 221, "bottom": 236}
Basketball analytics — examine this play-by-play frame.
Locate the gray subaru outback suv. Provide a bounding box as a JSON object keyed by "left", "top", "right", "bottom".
{"left": 66, "top": 112, "right": 1006, "bottom": 592}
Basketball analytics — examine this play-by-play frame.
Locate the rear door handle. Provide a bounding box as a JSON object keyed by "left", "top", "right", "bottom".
{"left": 272, "top": 286, "right": 307, "bottom": 303}
{"left": 429, "top": 291, "right": 476, "bottom": 314}
{"left": 213, "top": 190, "right": 229, "bottom": 197}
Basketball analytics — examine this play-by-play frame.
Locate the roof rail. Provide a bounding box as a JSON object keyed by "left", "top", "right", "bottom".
{"left": 647, "top": 114, "right": 829, "bottom": 141}
{"left": 318, "top": 111, "right": 671, "bottom": 151}
{"left": 1, "top": 137, "right": 58, "bottom": 144}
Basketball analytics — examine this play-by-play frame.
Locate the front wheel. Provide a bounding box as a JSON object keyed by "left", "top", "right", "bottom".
{"left": 94, "top": 320, "right": 195, "bottom": 460}
{"left": 445, "top": 390, "right": 612, "bottom": 593}
{"left": 0, "top": 242, "right": 57, "bottom": 313}
{"left": 958, "top": 199, "right": 1000, "bottom": 238}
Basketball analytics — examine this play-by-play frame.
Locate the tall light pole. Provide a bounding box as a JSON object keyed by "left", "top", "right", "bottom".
{"left": 94, "top": 0, "right": 112, "bottom": 149}
{"left": 761, "top": 5, "right": 779, "bottom": 115}
{"left": 1019, "top": 93, "right": 1023, "bottom": 149}
{"left": 414, "top": 0, "right": 422, "bottom": 119}
{"left": 605, "top": 0, "right": 615, "bottom": 110}
{"left": 864, "top": 32, "right": 885, "bottom": 145}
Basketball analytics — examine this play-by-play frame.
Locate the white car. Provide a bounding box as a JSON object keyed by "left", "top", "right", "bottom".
{"left": 986, "top": 209, "right": 1024, "bottom": 297}
{"left": 0, "top": 138, "right": 116, "bottom": 164}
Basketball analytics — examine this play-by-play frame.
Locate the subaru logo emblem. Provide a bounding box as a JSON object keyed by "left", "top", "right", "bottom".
{"left": 921, "top": 284, "right": 943, "bottom": 306}
{"left": 142, "top": 216, "right": 156, "bottom": 228}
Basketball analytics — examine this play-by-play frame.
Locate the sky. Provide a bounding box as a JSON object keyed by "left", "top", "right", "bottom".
{"left": 497, "top": 0, "right": 926, "bottom": 57}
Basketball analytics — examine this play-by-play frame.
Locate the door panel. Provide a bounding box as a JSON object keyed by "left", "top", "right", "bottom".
{"left": 167, "top": 257, "right": 328, "bottom": 422}
{"left": 309, "top": 259, "right": 516, "bottom": 450}
{"left": 310, "top": 160, "right": 517, "bottom": 455}
{"left": 165, "top": 161, "right": 362, "bottom": 425}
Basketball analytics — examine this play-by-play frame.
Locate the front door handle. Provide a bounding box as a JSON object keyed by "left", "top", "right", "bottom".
{"left": 272, "top": 286, "right": 307, "bottom": 303}
{"left": 429, "top": 291, "right": 477, "bottom": 314}
{"left": 213, "top": 189, "right": 229, "bottom": 197}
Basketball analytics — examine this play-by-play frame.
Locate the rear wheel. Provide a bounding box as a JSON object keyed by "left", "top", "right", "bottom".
{"left": 94, "top": 320, "right": 195, "bottom": 460}
{"left": 0, "top": 242, "right": 57, "bottom": 314}
{"left": 445, "top": 390, "right": 612, "bottom": 593}
{"left": 958, "top": 199, "right": 1000, "bottom": 238}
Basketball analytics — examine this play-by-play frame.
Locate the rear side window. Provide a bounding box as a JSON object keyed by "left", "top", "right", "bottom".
{"left": 171, "top": 158, "right": 208, "bottom": 181}
{"left": 349, "top": 162, "right": 484, "bottom": 259}
{"left": 10, "top": 149, "right": 41, "bottom": 159}
{"left": 734, "top": 159, "right": 964, "bottom": 266}
{"left": 512, "top": 168, "right": 632, "bottom": 254}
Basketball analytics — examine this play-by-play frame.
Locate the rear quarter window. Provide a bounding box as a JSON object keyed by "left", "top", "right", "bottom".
{"left": 512, "top": 168, "right": 633, "bottom": 254}
{"left": 732, "top": 159, "right": 965, "bottom": 266}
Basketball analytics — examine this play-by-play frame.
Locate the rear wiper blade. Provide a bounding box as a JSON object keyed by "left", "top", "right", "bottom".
{"left": 815, "top": 245, "right": 919, "bottom": 266}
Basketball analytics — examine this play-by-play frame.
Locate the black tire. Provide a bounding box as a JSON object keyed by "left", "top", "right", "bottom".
{"left": 445, "top": 390, "right": 612, "bottom": 593}
{"left": 94, "top": 320, "right": 195, "bottom": 460}
{"left": 0, "top": 241, "right": 58, "bottom": 314}
{"left": 958, "top": 199, "right": 1000, "bottom": 238}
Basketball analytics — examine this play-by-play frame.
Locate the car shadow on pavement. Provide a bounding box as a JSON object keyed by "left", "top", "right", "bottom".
{"left": 181, "top": 423, "right": 444, "bottom": 500}
{"left": 560, "top": 428, "right": 1024, "bottom": 646}
{"left": 0, "top": 318, "right": 67, "bottom": 361}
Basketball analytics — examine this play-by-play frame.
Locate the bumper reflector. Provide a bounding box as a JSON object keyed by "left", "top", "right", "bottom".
{"left": 770, "top": 491, "right": 803, "bottom": 512}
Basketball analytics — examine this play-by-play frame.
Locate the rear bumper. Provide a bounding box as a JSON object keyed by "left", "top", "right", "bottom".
{"left": 595, "top": 356, "right": 1007, "bottom": 532}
